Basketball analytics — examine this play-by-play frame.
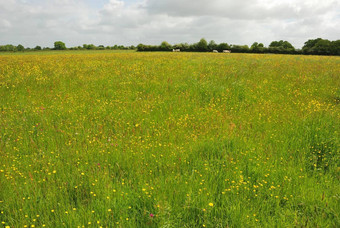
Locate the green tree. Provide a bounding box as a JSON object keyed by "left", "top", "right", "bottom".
{"left": 269, "top": 40, "right": 295, "bottom": 54}
{"left": 217, "top": 43, "right": 230, "bottom": 52}
{"left": 231, "top": 45, "right": 249, "bottom": 53}
{"left": 173, "top": 43, "right": 189, "bottom": 51}
{"left": 83, "top": 44, "right": 96, "bottom": 50}
{"left": 250, "top": 42, "right": 265, "bottom": 53}
{"left": 269, "top": 41, "right": 280, "bottom": 47}
{"left": 160, "top": 41, "right": 172, "bottom": 51}
{"left": 282, "top": 41, "right": 294, "bottom": 49}
{"left": 269, "top": 40, "right": 294, "bottom": 50}
{"left": 314, "top": 39, "right": 332, "bottom": 55}
{"left": 303, "top": 38, "right": 322, "bottom": 50}
{"left": 251, "top": 42, "right": 259, "bottom": 49}
{"left": 302, "top": 38, "right": 333, "bottom": 55}
{"left": 54, "top": 41, "right": 66, "bottom": 50}
{"left": 331, "top": 40, "right": 340, "bottom": 55}
{"left": 34, "top": 46, "right": 42, "bottom": 51}
{"left": 17, "top": 44, "right": 25, "bottom": 51}
{"left": 197, "top": 38, "right": 208, "bottom": 52}
{"left": 208, "top": 40, "right": 218, "bottom": 51}
{"left": 0, "top": 45, "right": 15, "bottom": 52}
{"left": 137, "top": 44, "right": 146, "bottom": 51}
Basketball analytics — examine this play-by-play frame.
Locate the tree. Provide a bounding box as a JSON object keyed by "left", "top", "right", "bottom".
{"left": 251, "top": 42, "right": 259, "bottom": 49}
{"left": 197, "top": 38, "right": 208, "bottom": 52}
{"left": 217, "top": 43, "right": 230, "bottom": 52}
{"left": 269, "top": 40, "right": 294, "bottom": 50}
{"left": 83, "top": 44, "right": 96, "bottom": 50}
{"left": 331, "top": 40, "right": 340, "bottom": 55}
{"left": 302, "top": 38, "right": 332, "bottom": 55}
{"left": 173, "top": 43, "right": 190, "bottom": 51}
{"left": 137, "top": 44, "right": 146, "bottom": 51}
{"left": 269, "top": 40, "right": 295, "bottom": 54}
{"left": 208, "top": 40, "right": 218, "bottom": 51}
{"left": 0, "top": 45, "right": 15, "bottom": 52}
{"left": 54, "top": 41, "right": 66, "bottom": 50}
{"left": 34, "top": 46, "right": 42, "bottom": 51}
{"left": 250, "top": 42, "right": 265, "bottom": 53}
{"left": 313, "top": 39, "right": 332, "bottom": 55}
{"left": 282, "top": 41, "right": 294, "bottom": 50}
{"left": 269, "top": 41, "right": 280, "bottom": 47}
{"left": 231, "top": 45, "right": 249, "bottom": 53}
{"left": 181, "top": 43, "right": 190, "bottom": 51}
{"left": 303, "top": 38, "right": 322, "bottom": 49}
{"left": 17, "top": 44, "right": 25, "bottom": 51}
{"left": 160, "top": 41, "right": 172, "bottom": 51}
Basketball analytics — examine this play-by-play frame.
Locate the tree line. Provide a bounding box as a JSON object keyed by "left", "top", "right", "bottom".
{"left": 137, "top": 38, "right": 340, "bottom": 55}
{"left": 0, "top": 41, "right": 135, "bottom": 52}
{"left": 1, "top": 38, "right": 340, "bottom": 56}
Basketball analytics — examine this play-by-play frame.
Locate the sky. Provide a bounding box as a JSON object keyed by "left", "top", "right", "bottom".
{"left": 1, "top": 0, "right": 339, "bottom": 48}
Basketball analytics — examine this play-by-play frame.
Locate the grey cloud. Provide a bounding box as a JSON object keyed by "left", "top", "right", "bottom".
{"left": 0, "top": 0, "right": 339, "bottom": 48}
{"left": 145, "top": 0, "right": 339, "bottom": 20}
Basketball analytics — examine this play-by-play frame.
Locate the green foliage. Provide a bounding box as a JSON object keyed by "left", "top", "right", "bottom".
{"left": 302, "top": 38, "right": 340, "bottom": 55}
{"left": 0, "top": 44, "right": 16, "bottom": 52}
{"left": 303, "top": 38, "right": 323, "bottom": 50}
{"left": 231, "top": 44, "right": 250, "bottom": 53}
{"left": 217, "top": 43, "right": 230, "bottom": 52}
{"left": 313, "top": 39, "right": 332, "bottom": 55}
{"left": 160, "top": 41, "right": 172, "bottom": 51}
{"left": 83, "top": 44, "right": 96, "bottom": 50}
{"left": 54, "top": 41, "right": 66, "bottom": 50}
{"left": 17, "top": 44, "right": 25, "bottom": 51}
{"left": 1, "top": 39, "right": 338, "bottom": 56}
{"left": 208, "top": 40, "right": 218, "bottom": 51}
{"left": 97, "top": 45, "right": 105, "bottom": 50}
{"left": 269, "top": 40, "right": 294, "bottom": 49}
{"left": 250, "top": 42, "right": 265, "bottom": 53}
{"left": 137, "top": 43, "right": 146, "bottom": 51}
{"left": 268, "top": 40, "right": 295, "bottom": 54}
{"left": 197, "top": 38, "right": 208, "bottom": 52}
{"left": 251, "top": 42, "right": 259, "bottom": 49}
{"left": 1, "top": 38, "right": 340, "bottom": 55}
{"left": 331, "top": 40, "right": 340, "bottom": 55}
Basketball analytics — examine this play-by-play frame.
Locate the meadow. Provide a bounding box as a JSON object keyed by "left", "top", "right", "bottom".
{"left": 0, "top": 51, "right": 339, "bottom": 227}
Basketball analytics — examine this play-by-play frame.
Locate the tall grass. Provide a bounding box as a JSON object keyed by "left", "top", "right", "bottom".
{"left": 0, "top": 52, "right": 339, "bottom": 227}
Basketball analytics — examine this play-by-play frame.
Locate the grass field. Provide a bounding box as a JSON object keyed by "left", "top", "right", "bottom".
{"left": 0, "top": 52, "right": 339, "bottom": 227}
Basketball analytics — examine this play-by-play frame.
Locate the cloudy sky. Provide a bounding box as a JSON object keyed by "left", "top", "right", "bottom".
{"left": 1, "top": 0, "right": 339, "bottom": 48}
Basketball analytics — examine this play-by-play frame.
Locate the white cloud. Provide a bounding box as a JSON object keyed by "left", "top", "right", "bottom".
{"left": 0, "top": 0, "right": 339, "bottom": 48}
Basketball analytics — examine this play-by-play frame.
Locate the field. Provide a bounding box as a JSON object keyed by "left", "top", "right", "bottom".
{"left": 0, "top": 51, "right": 339, "bottom": 227}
